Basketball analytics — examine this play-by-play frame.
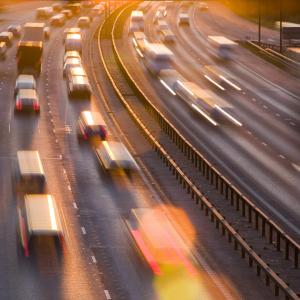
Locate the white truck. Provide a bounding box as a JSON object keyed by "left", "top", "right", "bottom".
{"left": 208, "top": 36, "right": 238, "bottom": 60}
{"left": 143, "top": 43, "right": 173, "bottom": 75}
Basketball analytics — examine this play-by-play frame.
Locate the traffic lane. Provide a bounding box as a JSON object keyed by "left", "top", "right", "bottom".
{"left": 161, "top": 6, "right": 300, "bottom": 164}
{"left": 168, "top": 3, "right": 300, "bottom": 124}
{"left": 9, "top": 19, "right": 104, "bottom": 300}
{"left": 0, "top": 1, "right": 53, "bottom": 31}
{"left": 190, "top": 3, "right": 300, "bottom": 106}
{"left": 194, "top": 0, "right": 278, "bottom": 43}
{"left": 147, "top": 5, "right": 300, "bottom": 165}
{"left": 43, "top": 16, "right": 159, "bottom": 300}
{"left": 122, "top": 24, "right": 300, "bottom": 238}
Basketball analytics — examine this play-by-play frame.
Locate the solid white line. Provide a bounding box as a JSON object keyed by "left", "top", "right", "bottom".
{"left": 159, "top": 79, "right": 176, "bottom": 96}
{"left": 68, "top": 185, "right": 71, "bottom": 191}
{"left": 219, "top": 75, "right": 241, "bottom": 91}
{"left": 91, "top": 256, "right": 97, "bottom": 263}
{"left": 104, "top": 290, "right": 111, "bottom": 300}
{"left": 191, "top": 104, "right": 218, "bottom": 126}
{"left": 292, "top": 163, "right": 300, "bottom": 172}
{"left": 73, "top": 202, "right": 78, "bottom": 209}
{"left": 214, "top": 105, "right": 242, "bottom": 127}
{"left": 204, "top": 75, "right": 225, "bottom": 91}
{"left": 81, "top": 227, "right": 86, "bottom": 235}
{"left": 279, "top": 154, "right": 286, "bottom": 159}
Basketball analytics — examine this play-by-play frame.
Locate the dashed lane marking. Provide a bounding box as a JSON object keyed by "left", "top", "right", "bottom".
{"left": 104, "top": 290, "right": 111, "bottom": 300}
{"left": 81, "top": 227, "right": 86, "bottom": 235}
{"left": 73, "top": 202, "right": 78, "bottom": 209}
{"left": 91, "top": 256, "right": 97, "bottom": 263}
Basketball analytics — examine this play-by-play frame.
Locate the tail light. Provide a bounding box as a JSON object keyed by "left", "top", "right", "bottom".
{"left": 33, "top": 101, "right": 39, "bottom": 111}
{"left": 16, "top": 99, "right": 22, "bottom": 110}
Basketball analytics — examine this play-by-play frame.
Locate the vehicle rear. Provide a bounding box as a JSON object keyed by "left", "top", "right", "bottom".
{"left": 17, "top": 194, "right": 65, "bottom": 257}
{"left": 95, "top": 141, "right": 139, "bottom": 171}
{"left": 0, "top": 42, "right": 7, "bottom": 59}
{"left": 129, "top": 11, "right": 144, "bottom": 33}
{"left": 67, "top": 75, "right": 91, "bottom": 98}
{"left": 208, "top": 36, "right": 238, "bottom": 60}
{"left": 144, "top": 43, "right": 174, "bottom": 75}
{"left": 15, "top": 151, "right": 45, "bottom": 194}
{"left": 36, "top": 7, "right": 53, "bottom": 20}
{"left": 0, "top": 32, "right": 13, "bottom": 46}
{"left": 17, "top": 41, "right": 43, "bottom": 75}
{"left": 65, "top": 34, "right": 82, "bottom": 53}
{"left": 78, "top": 111, "right": 107, "bottom": 140}
{"left": 77, "top": 17, "right": 91, "bottom": 28}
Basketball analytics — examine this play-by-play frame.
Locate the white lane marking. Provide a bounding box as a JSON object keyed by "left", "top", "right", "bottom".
{"left": 159, "top": 79, "right": 176, "bottom": 95}
{"left": 81, "top": 227, "right": 86, "bottom": 235}
{"left": 104, "top": 290, "right": 111, "bottom": 300}
{"left": 59, "top": 154, "right": 62, "bottom": 160}
{"left": 219, "top": 75, "right": 241, "bottom": 91}
{"left": 292, "top": 163, "right": 300, "bottom": 172}
{"left": 279, "top": 154, "right": 286, "bottom": 159}
{"left": 73, "top": 202, "right": 78, "bottom": 209}
{"left": 262, "top": 142, "right": 267, "bottom": 147}
{"left": 247, "top": 131, "right": 252, "bottom": 135}
{"left": 91, "top": 256, "right": 97, "bottom": 263}
{"left": 204, "top": 75, "right": 225, "bottom": 91}
{"left": 242, "top": 91, "right": 246, "bottom": 95}
{"left": 68, "top": 185, "right": 71, "bottom": 191}
{"left": 251, "top": 98, "right": 256, "bottom": 102}
{"left": 276, "top": 113, "right": 280, "bottom": 117}
{"left": 263, "top": 105, "right": 268, "bottom": 110}
{"left": 8, "top": 123, "right": 10, "bottom": 133}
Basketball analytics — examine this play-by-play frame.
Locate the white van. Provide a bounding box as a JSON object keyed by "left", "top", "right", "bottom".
{"left": 15, "top": 151, "right": 46, "bottom": 193}
{"left": 129, "top": 10, "right": 144, "bottom": 33}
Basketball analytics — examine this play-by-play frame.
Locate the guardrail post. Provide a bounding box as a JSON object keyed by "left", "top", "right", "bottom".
{"left": 249, "top": 256, "right": 253, "bottom": 267}
{"left": 242, "top": 200, "right": 246, "bottom": 217}
{"left": 234, "top": 238, "right": 238, "bottom": 250}
{"left": 255, "top": 212, "right": 259, "bottom": 230}
{"left": 275, "top": 284, "right": 279, "bottom": 296}
{"left": 230, "top": 190, "right": 234, "bottom": 206}
{"left": 257, "top": 265, "right": 261, "bottom": 276}
{"left": 248, "top": 205, "right": 252, "bottom": 223}
{"left": 294, "top": 247, "right": 298, "bottom": 268}
{"left": 266, "top": 274, "right": 270, "bottom": 286}
{"left": 269, "top": 226, "right": 273, "bottom": 244}
{"left": 285, "top": 240, "right": 289, "bottom": 260}
{"left": 276, "top": 231, "right": 281, "bottom": 251}
{"left": 262, "top": 219, "right": 266, "bottom": 237}
{"left": 236, "top": 195, "right": 240, "bottom": 211}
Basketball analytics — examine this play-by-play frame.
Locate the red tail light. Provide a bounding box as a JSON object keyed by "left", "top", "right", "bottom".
{"left": 16, "top": 99, "right": 22, "bottom": 110}
{"left": 33, "top": 101, "right": 39, "bottom": 111}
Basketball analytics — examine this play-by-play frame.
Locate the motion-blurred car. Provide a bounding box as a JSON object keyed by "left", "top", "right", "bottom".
{"left": 52, "top": 3, "right": 63, "bottom": 12}
{"left": 160, "top": 29, "right": 175, "bottom": 43}
{"left": 44, "top": 26, "right": 50, "bottom": 40}
{"left": 199, "top": 2, "right": 208, "bottom": 11}
{"left": 14, "top": 74, "right": 36, "bottom": 96}
{"left": 7, "top": 25, "right": 22, "bottom": 38}
{"left": 17, "top": 194, "right": 65, "bottom": 257}
{"left": 61, "top": 9, "right": 73, "bottom": 19}
{"left": 66, "top": 75, "right": 91, "bottom": 98}
{"left": 178, "top": 13, "right": 190, "bottom": 26}
{"left": 14, "top": 151, "right": 45, "bottom": 193}
{"left": 50, "top": 14, "right": 65, "bottom": 27}
{"left": 63, "top": 57, "right": 82, "bottom": 77}
{"left": 36, "top": 7, "right": 53, "bottom": 20}
{"left": 0, "top": 42, "right": 7, "bottom": 60}
{"left": 66, "top": 66, "right": 87, "bottom": 83}
{"left": 0, "top": 31, "right": 13, "bottom": 46}
{"left": 95, "top": 141, "right": 139, "bottom": 171}
{"left": 81, "top": 1, "right": 94, "bottom": 8}
{"left": 77, "top": 16, "right": 91, "bottom": 28}
{"left": 78, "top": 111, "right": 107, "bottom": 140}
{"left": 64, "top": 33, "right": 82, "bottom": 53}
{"left": 63, "top": 27, "right": 81, "bottom": 41}
{"left": 15, "top": 89, "right": 40, "bottom": 113}
{"left": 63, "top": 51, "right": 81, "bottom": 64}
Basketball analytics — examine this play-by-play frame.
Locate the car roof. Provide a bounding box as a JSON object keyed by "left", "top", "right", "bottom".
{"left": 25, "top": 194, "right": 62, "bottom": 234}
{"left": 0, "top": 31, "right": 13, "bottom": 37}
{"left": 18, "top": 89, "right": 37, "bottom": 98}
{"left": 80, "top": 110, "right": 105, "bottom": 126}
{"left": 17, "top": 74, "right": 35, "bottom": 83}
{"left": 69, "top": 66, "right": 86, "bottom": 75}
{"left": 65, "top": 57, "right": 81, "bottom": 65}
{"left": 79, "top": 16, "right": 90, "bottom": 20}
{"left": 71, "top": 75, "right": 89, "bottom": 85}
{"left": 66, "top": 33, "right": 81, "bottom": 40}
{"left": 17, "top": 150, "right": 44, "bottom": 175}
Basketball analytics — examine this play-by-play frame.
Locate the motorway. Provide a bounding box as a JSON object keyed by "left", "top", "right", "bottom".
{"left": 0, "top": 1, "right": 296, "bottom": 299}
{"left": 119, "top": 1, "right": 300, "bottom": 243}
